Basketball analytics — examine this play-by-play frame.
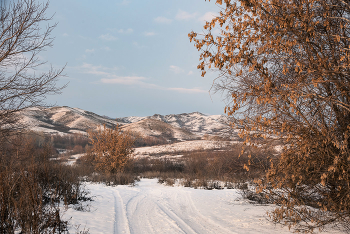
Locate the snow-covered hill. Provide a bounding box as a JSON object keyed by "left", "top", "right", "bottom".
{"left": 150, "top": 112, "right": 228, "bottom": 136}
{"left": 18, "top": 106, "right": 234, "bottom": 140}
{"left": 118, "top": 112, "right": 230, "bottom": 136}
{"left": 121, "top": 118, "right": 198, "bottom": 141}
{"left": 18, "top": 106, "right": 122, "bottom": 135}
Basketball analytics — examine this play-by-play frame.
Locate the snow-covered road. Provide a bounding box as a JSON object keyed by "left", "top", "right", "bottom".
{"left": 63, "top": 179, "right": 341, "bottom": 234}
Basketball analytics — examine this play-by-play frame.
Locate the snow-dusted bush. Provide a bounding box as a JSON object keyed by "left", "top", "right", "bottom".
{"left": 0, "top": 133, "right": 89, "bottom": 233}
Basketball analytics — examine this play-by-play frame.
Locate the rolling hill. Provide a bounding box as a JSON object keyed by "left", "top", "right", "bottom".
{"left": 18, "top": 106, "right": 233, "bottom": 141}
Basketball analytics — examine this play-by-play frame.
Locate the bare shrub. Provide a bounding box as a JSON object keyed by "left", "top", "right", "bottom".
{"left": 182, "top": 143, "right": 273, "bottom": 183}
{"left": 158, "top": 178, "right": 176, "bottom": 186}
{"left": 134, "top": 143, "right": 272, "bottom": 191}
{"left": 51, "top": 134, "right": 90, "bottom": 156}
{"left": 90, "top": 172, "right": 139, "bottom": 186}
{"left": 130, "top": 132, "right": 169, "bottom": 147}
{"left": 0, "top": 133, "right": 89, "bottom": 233}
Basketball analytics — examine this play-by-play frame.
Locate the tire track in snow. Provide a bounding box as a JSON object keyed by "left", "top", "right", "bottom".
{"left": 126, "top": 194, "right": 159, "bottom": 234}
{"left": 125, "top": 192, "right": 185, "bottom": 234}
{"left": 66, "top": 180, "right": 341, "bottom": 234}
{"left": 112, "top": 189, "right": 131, "bottom": 234}
{"left": 124, "top": 193, "right": 157, "bottom": 234}
{"left": 114, "top": 180, "right": 235, "bottom": 234}
{"left": 125, "top": 192, "right": 145, "bottom": 217}
{"left": 184, "top": 191, "right": 236, "bottom": 234}
{"left": 155, "top": 201, "right": 197, "bottom": 234}
{"left": 153, "top": 187, "right": 236, "bottom": 234}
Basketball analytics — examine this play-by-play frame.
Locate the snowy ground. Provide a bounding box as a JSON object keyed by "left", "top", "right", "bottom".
{"left": 62, "top": 140, "right": 237, "bottom": 164}
{"left": 65, "top": 153, "right": 85, "bottom": 166}
{"left": 133, "top": 140, "right": 237, "bottom": 158}
{"left": 62, "top": 179, "right": 342, "bottom": 234}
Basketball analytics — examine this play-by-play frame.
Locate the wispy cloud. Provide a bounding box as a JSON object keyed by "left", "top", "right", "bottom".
{"left": 188, "top": 71, "right": 194, "bottom": 75}
{"left": 119, "top": 0, "right": 131, "bottom": 5}
{"left": 62, "top": 33, "right": 69, "bottom": 37}
{"left": 80, "top": 63, "right": 119, "bottom": 76}
{"left": 85, "top": 49, "right": 95, "bottom": 53}
{"left": 99, "top": 33, "right": 117, "bottom": 41}
{"left": 101, "top": 76, "right": 146, "bottom": 85}
{"left": 169, "top": 65, "right": 184, "bottom": 74}
{"left": 198, "top": 12, "right": 218, "bottom": 22}
{"left": 167, "top": 87, "right": 207, "bottom": 93}
{"left": 144, "top": 31, "right": 156, "bottom": 36}
{"left": 175, "top": 10, "right": 197, "bottom": 20}
{"left": 154, "top": 16, "right": 172, "bottom": 24}
{"left": 101, "top": 46, "right": 111, "bottom": 51}
{"left": 80, "top": 64, "right": 148, "bottom": 86}
{"left": 133, "top": 41, "right": 147, "bottom": 48}
{"left": 78, "top": 64, "right": 206, "bottom": 94}
{"left": 78, "top": 35, "right": 93, "bottom": 41}
{"left": 118, "top": 28, "right": 133, "bottom": 34}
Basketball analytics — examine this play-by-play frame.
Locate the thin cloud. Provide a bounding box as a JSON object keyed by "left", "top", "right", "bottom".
{"left": 119, "top": 0, "right": 131, "bottom": 5}
{"left": 176, "top": 10, "right": 197, "bottom": 20}
{"left": 101, "top": 46, "right": 111, "bottom": 51}
{"left": 170, "top": 65, "right": 184, "bottom": 74}
{"left": 188, "top": 71, "right": 194, "bottom": 75}
{"left": 78, "top": 64, "right": 206, "bottom": 94}
{"left": 154, "top": 16, "right": 172, "bottom": 24}
{"left": 167, "top": 87, "right": 207, "bottom": 93}
{"left": 80, "top": 63, "right": 119, "bottom": 76}
{"left": 101, "top": 76, "right": 146, "bottom": 85}
{"left": 118, "top": 28, "right": 134, "bottom": 34}
{"left": 78, "top": 35, "right": 92, "bottom": 41}
{"left": 133, "top": 41, "right": 147, "bottom": 48}
{"left": 144, "top": 31, "right": 156, "bottom": 36}
{"left": 78, "top": 55, "right": 87, "bottom": 60}
{"left": 99, "top": 33, "right": 117, "bottom": 41}
{"left": 80, "top": 64, "right": 148, "bottom": 86}
{"left": 198, "top": 12, "right": 218, "bottom": 22}
{"left": 85, "top": 49, "right": 95, "bottom": 53}
{"left": 62, "top": 33, "right": 69, "bottom": 37}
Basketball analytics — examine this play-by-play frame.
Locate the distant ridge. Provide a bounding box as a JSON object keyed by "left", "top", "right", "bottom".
{"left": 18, "top": 106, "right": 232, "bottom": 140}
{"left": 19, "top": 106, "right": 121, "bottom": 135}
{"left": 121, "top": 118, "right": 198, "bottom": 141}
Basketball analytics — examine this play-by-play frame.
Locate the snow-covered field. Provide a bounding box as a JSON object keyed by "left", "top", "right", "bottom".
{"left": 134, "top": 140, "right": 237, "bottom": 158}
{"left": 62, "top": 179, "right": 341, "bottom": 234}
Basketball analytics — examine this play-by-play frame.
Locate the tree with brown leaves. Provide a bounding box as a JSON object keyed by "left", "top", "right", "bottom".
{"left": 190, "top": 0, "right": 350, "bottom": 232}
{"left": 88, "top": 125, "right": 134, "bottom": 174}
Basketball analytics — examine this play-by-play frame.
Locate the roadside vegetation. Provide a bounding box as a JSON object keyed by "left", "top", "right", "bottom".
{"left": 0, "top": 0, "right": 90, "bottom": 232}
{"left": 0, "top": 133, "right": 90, "bottom": 233}
{"left": 189, "top": 0, "right": 350, "bottom": 232}
{"left": 77, "top": 129, "right": 274, "bottom": 191}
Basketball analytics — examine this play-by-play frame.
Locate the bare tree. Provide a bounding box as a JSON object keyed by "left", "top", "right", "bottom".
{"left": 0, "top": 0, "right": 65, "bottom": 140}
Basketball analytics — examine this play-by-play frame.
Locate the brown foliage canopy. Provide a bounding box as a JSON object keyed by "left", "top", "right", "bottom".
{"left": 190, "top": 0, "right": 350, "bottom": 231}
{"left": 88, "top": 125, "right": 135, "bottom": 174}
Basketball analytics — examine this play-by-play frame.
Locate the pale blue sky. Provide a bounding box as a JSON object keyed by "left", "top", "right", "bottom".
{"left": 42, "top": 0, "right": 226, "bottom": 117}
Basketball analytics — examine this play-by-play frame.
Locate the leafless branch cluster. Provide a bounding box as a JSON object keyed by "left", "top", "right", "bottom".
{"left": 0, "top": 0, "right": 65, "bottom": 139}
